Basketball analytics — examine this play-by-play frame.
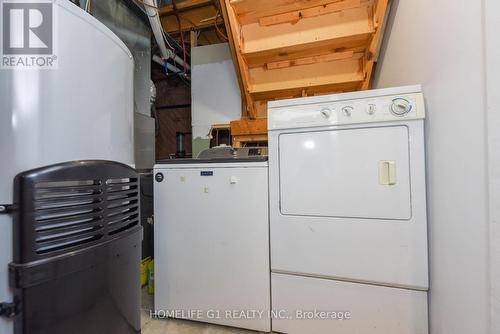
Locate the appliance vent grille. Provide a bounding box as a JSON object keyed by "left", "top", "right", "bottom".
{"left": 105, "top": 178, "right": 139, "bottom": 236}
{"left": 33, "top": 180, "right": 105, "bottom": 255}
{"left": 14, "top": 161, "right": 141, "bottom": 262}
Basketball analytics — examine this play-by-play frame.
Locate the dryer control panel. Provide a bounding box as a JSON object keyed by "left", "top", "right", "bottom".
{"left": 268, "top": 87, "right": 426, "bottom": 130}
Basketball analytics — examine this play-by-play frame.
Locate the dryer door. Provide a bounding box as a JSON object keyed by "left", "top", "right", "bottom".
{"left": 269, "top": 122, "right": 428, "bottom": 289}
{"left": 279, "top": 125, "right": 411, "bottom": 220}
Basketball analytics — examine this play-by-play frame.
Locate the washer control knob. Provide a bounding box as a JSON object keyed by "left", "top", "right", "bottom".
{"left": 367, "top": 104, "right": 376, "bottom": 115}
{"left": 155, "top": 172, "right": 164, "bottom": 182}
{"left": 320, "top": 107, "right": 332, "bottom": 118}
{"left": 391, "top": 98, "right": 412, "bottom": 116}
{"left": 342, "top": 106, "right": 354, "bottom": 117}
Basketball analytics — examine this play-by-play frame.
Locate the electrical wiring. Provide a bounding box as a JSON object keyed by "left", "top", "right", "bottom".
{"left": 181, "top": 31, "right": 187, "bottom": 77}
{"left": 161, "top": 29, "right": 177, "bottom": 52}
{"left": 178, "top": 72, "right": 191, "bottom": 87}
{"left": 214, "top": 10, "right": 228, "bottom": 41}
{"left": 151, "top": 0, "right": 176, "bottom": 52}
{"left": 212, "top": 1, "right": 228, "bottom": 40}
{"left": 142, "top": 1, "right": 190, "bottom": 86}
{"left": 171, "top": 0, "right": 186, "bottom": 73}
{"left": 171, "top": 0, "right": 188, "bottom": 78}
{"left": 215, "top": 23, "right": 228, "bottom": 41}
{"left": 159, "top": 23, "right": 187, "bottom": 56}
{"left": 140, "top": 0, "right": 178, "bottom": 54}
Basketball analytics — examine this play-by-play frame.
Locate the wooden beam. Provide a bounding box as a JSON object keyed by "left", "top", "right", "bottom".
{"left": 242, "top": 6, "right": 374, "bottom": 55}
{"left": 220, "top": 0, "right": 257, "bottom": 119}
{"left": 251, "top": 81, "right": 363, "bottom": 101}
{"left": 259, "top": 0, "right": 362, "bottom": 26}
{"left": 266, "top": 50, "right": 355, "bottom": 70}
{"left": 363, "top": 0, "right": 390, "bottom": 89}
{"left": 259, "top": 11, "right": 301, "bottom": 26}
{"left": 253, "top": 101, "right": 268, "bottom": 118}
{"left": 231, "top": 0, "right": 348, "bottom": 25}
{"left": 373, "top": 0, "right": 389, "bottom": 29}
{"left": 370, "top": 0, "right": 389, "bottom": 58}
{"left": 249, "top": 54, "right": 364, "bottom": 95}
{"left": 219, "top": 0, "right": 245, "bottom": 93}
{"left": 361, "top": 53, "right": 374, "bottom": 90}
{"left": 230, "top": 118, "right": 267, "bottom": 136}
{"left": 232, "top": 134, "right": 268, "bottom": 148}
{"left": 190, "top": 30, "right": 198, "bottom": 48}
{"left": 211, "top": 123, "right": 231, "bottom": 129}
{"left": 160, "top": 6, "right": 218, "bottom": 33}
{"left": 159, "top": 0, "right": 213, "bottom": 16}
{"left": 245, "top": 34, "right": 369, "bottom": 68}
{"left": 300, "top": 0, "right": 362, "bottom": 19}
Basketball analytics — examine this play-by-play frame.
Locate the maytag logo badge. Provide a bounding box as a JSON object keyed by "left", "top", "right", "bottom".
{"left": 1, "top": 0, "right": 58, "bottom": 69}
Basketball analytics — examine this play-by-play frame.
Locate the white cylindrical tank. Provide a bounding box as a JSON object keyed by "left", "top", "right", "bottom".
{"left": 0, "top": 1, "right": 134, "bottom": 332}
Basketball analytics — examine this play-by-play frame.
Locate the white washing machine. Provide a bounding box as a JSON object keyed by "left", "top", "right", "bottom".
{"left": 268, "top": 86, "right": 429, "bottom": 334}
{"left": 153, "top": 154, "right": 271, "bottom": 332}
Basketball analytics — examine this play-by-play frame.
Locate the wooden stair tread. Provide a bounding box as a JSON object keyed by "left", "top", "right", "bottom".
{"left": 241, "top": 6, "right": 374, "bottom": 54}
{"left": 230, "top": 0, "right": 359, "bottom": 25}
{"left": 249, "top": 55, "right": 364, "bottom": 93}
{"left": 244, "top": 33, "right": 372, "bottom": 68}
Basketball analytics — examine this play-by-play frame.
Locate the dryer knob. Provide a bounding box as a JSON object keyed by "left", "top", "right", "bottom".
{"left": 342, "top": 106, "right": 353, "bottom": 117}
{"left": 320, "top": 108, "right": 332, "bottom": 118}
{"left": 391, "top": 98, "right": 412, "bottom": 116}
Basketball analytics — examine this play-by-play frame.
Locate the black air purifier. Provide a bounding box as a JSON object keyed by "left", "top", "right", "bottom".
{"left": 6, "top": 160, "right": 142, "bottom": 334}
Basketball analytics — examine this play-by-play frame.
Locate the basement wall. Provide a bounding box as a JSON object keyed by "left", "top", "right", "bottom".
{"left": 485, "top": 0, "right": 500, "bottom": 332}
{"left": 191, "top": 43, "right": 241, "bottom": 157}
{"left": 374, "top": 0, "right": 498, "bottom": 333}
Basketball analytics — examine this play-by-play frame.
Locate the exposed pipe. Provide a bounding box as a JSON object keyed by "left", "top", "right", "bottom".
{"left": 144, "top": 0, "right": 190, "bottom": 72}
{"left": 176, "top": 132, "right": 186, "bottom": 158}
{"left": 144, "top": 0, "right": 169, "bottom": 57}
{"left": 153, "top": 55, "right": 191, "bottom": 82}
{"left": 152, "top": 55, "right": 183, "bottom": 74}
{"left": 172, "top": 53, "right": 190, "bottom": 71}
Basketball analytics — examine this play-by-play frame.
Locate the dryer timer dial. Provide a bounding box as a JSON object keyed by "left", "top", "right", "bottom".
{"left": 391, "top": 98, "right": 412, "bottom": 116}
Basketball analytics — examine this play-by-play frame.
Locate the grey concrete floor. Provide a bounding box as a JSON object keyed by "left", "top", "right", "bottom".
{"left": 141, "top": 289, "right": 261, "bottom": 334}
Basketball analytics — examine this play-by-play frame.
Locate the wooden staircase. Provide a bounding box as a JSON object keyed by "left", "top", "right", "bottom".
{"left": 220, "top": 0, "right": 391, "bottom": 144}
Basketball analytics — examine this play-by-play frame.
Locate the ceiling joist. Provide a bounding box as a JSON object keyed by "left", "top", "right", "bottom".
{"left": 159, "top": 0, "right": 214, "bottom": 16}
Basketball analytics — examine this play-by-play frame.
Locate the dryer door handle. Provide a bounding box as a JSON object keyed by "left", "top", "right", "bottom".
{"left": 379, "top": 160, "right": 397, "bottom": 185}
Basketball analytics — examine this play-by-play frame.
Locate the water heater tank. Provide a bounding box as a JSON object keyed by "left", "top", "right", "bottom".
{"left": 0, "top": 2, "right": 134, "bottom": 333}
